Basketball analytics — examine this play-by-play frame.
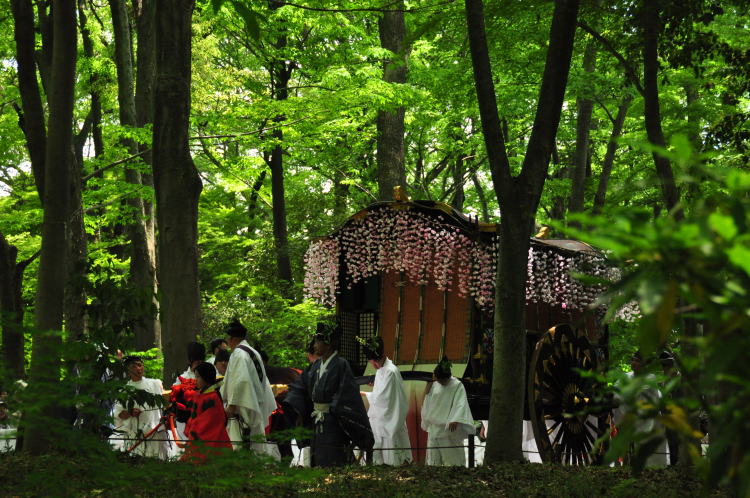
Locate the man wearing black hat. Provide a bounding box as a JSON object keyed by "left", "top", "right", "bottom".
{"left": 206, "top": 338, "right": 228, "bottom": 365}
{"left": 110, "top": 356, "right": 170, "bottom": 458}
{"left": 175, "top": 342, "right": 206, "bottom": 384}
{"left": 284, "top": 319, "right": 373, "bottom": 467}
{"left": 360, "top": 336, "right": 413, "bottom": 465}
{"left": 220, "top": 319, "right": 279, "bottom": 459}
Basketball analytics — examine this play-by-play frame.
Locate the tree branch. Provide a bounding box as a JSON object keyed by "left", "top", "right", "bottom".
{"left": 577, "top": 21, "right": 644, "bottom": 96}
{"left": 81, "top": 149, "right": 149, "bottom": 184}
{"left": 281, "top": 0, "right": 455, "bottom": 13}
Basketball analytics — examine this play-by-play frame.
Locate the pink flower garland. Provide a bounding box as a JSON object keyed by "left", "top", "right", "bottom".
{"left": 303, "top": 207, "right": 629, "bottom": 316}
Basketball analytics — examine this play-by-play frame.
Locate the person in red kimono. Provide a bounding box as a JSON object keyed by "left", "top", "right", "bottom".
{"left": 181, "top": 362, "right": 232, "bottom": 462}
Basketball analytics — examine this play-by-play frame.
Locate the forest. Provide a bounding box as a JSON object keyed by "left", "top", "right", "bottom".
{"left": 0, "top": 0, "right": 749, "bottom": 496}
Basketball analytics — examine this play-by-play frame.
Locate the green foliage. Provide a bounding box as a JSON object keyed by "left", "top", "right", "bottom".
{"left": 202, "top": 283, "right": 329, "bottom": 367}
{"left": 0, "top": 447, "right": 322, "bottom": 497}
{"left": 565, "top": 142, "right": 750, "bottom": 494}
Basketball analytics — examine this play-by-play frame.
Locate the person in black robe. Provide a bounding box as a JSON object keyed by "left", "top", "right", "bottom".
{"left": 284, "top": 320, "right": 373, "bottom": 467}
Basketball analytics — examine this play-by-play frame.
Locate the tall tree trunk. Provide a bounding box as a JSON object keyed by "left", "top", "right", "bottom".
{"left": 568, "top": 38, "right": 596, "bottom": 214}
{"left": 267, "top": 9, "right": 294, "bottom": 290}
{"left": 111, "top": 0, "right": 160, "bottom": 349}
{"left": 593, "top": 93, "right": 632, "bottom": 214}
{"left": 269, "top": 127, "right": 293, "bottom": 287}
{"left": 153, "top": 0, "right": 201, "bottom": 383}
{"left": 0, "top": 235, "right": 38, "bottom": 378}
{"left": 135, "top": 0, "right": 157, "bottom": 240}
{"left": 24, "top": 0, "right": 77, "bottom": 455}
{"left": 134, "top": 0, "right": 160, "bottom": 347}
{"left": 376, "top": 2, "right": 408, "bottom": 201}
{"left": 11, "top": 0, "right": 47, "bottom": 201}
{"left": 466, "top": 0, "right": 580, "bottom": 463}
{"left": 641, "top": 0, "right": 681, "bottom": 216}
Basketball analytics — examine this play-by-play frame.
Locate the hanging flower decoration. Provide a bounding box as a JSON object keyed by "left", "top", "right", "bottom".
{"left": 303, "top": 204, "right": 636, "bottom": 318}
{"left": 303, "top": 237, "right": 340, "bottom": 307}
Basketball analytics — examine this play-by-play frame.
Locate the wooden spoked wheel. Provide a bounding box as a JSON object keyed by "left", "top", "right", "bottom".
{"left": 528, "top": 323, "right": 606, "bottom": 465}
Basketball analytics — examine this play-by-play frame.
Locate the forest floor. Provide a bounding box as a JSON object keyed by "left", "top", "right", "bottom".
{"left": 0, "top": 451, "right": 727, "bottom": 497}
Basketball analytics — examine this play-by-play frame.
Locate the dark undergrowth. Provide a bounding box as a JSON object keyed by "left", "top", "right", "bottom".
{"left": 0, "top": 451, "right": 729, "bottom": 497}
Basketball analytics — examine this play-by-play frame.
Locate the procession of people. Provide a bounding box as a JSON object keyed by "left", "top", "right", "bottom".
{"left": 92, "top": 317, "right": 485, "bottom": 468}
{"left": 0, "top": 317, "right": 689, "bottom": 470}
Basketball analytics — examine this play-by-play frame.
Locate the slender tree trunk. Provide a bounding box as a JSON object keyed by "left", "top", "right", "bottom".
{"left": 65, "top": 145, "right": 87, "bottom": 343}
{"left": 548, "top": 166, "right": 567, "bottom": 221}
{"left": 568, "top": 38, "right": 596, "bottom": 214}
{"left": 471, "top": 171, "right": 491, "bottom": 222}
{"left": 11, "top": 0, "right": 47, "bottom": 201}
{"left": 683, "top": 83, "right": 701, "bottom": 209}
{"left": 333, "top": 169, "right": 349, "bottom": 220}
{"left": 111, "top": 0, "right": 160, "bottom": 349}
{"left": 641, "top": 0, "right": 680, "bottom": 216}
{"left": 245, "top": 170, "right": 267, "bottom": 228}
{"left": 35, "top": 2, "right": 53, "bottom": 92}
{"left": 78, "top": 0, "right": 104, "bottom": 159}
{"left": 466, "top": 0, "right": 580, "bottom": 463}
{"left": 153, "top": 0, "right": 201, "bottom": 383}
{"left": 269, "top": 128, "right": 293, "bottom": 286}
{"left": 593, "top": 93, "right": 632, "bottom": 213}
{"left": 267, "top": 11, "right": 294, "bottom": 289}
{"left": 376, "top": 1, "right": 408, "bottom": 201}
{"left": 451, "top": 151, "right": 466, "bottom": 211}
{"left": 135, "top": 0, "right": 157, "bottom": 235}
{"left": 0, "top": 235, "right": 38, "bottom": 378}
{"left": 24, "top": 0, "right": 77, "bottom": 455}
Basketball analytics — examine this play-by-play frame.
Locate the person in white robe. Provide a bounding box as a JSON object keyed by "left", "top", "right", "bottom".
{"left": 360, "top": 336, "right": 413, "bottom": 465}
{"left": 110, "top": 356, "right": 170, "bottom": 459}
{"left": 421, "top": 359, "right": 474, "bottom": 466}
{"left": 0, "top": 397, "right": 17, "bottom": 453}
{"left": 221, "top": 320, "right": 280, "bottom": 460}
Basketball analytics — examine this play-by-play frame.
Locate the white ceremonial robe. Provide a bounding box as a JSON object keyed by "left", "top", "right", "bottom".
{"left": 0, "top": 424, "right": 16, "bottom": 453}
{"left": 110, "top": 377, "right": 170, "bottom": 459}
{"left": 365, "top": 358, "right": 413, "bottom": 465}
{"left": 421, "top": 376, "right": 474, "bottom": 466}
{"left": 221, "top": 340, "right": 280, "bottom": 460}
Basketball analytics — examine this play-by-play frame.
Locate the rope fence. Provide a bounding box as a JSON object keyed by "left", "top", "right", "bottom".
{"left": 0, "top": 429, "right": 679, "bottom": 468}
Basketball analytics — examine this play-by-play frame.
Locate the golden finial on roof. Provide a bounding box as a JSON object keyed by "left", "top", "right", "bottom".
{"left": 535, "top": 226, "right": 551, "bottom": 239}
{"left": 393, "top": 185, "right": 410, "bottom": 202}
{"left": 393, "top": 185, "right": 411, "bottom": 202}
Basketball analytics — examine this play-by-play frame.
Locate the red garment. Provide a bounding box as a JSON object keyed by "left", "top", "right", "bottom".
{"left": 181, "top": 384, "right": 232, "bottom": 462}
